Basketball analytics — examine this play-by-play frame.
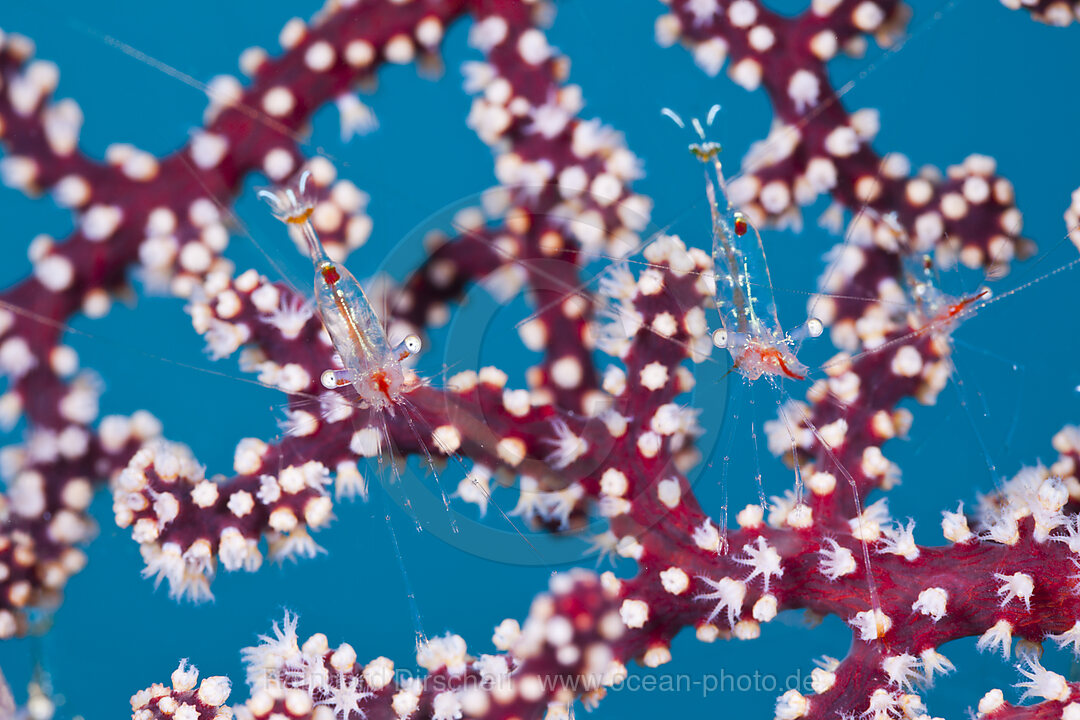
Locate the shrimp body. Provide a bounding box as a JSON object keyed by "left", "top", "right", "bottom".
{"left": 260, "top": 173, "right": 421, "bottom": 411}
{"left": 694, "top": 141, "right": 815, "bottom": 381}
{"left": 313, "top": 251, "right": 409, "bottom": 409}
{"left": 904, "top": 252, "right": 992, "bottom": 339}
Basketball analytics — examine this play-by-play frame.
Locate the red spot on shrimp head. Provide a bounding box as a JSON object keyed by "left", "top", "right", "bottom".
{"left": 734, "top": 214, "right": 748, "bottom": 237}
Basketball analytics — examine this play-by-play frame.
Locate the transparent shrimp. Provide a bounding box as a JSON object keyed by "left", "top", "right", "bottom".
{"left": 660, "top": 110, "right": 827, "bottom": 512}
{"left": 259, "top": 171, "right": 455, "bottom": 642}
{"left": 258, "top": 170, "right": 424, "bottom": 410}
{"left": 257, "top": 171, "right": 559, "bottom": 571}
{"left": 879, "top": 212, "right": 1007, "bottom": 481}
{"left": 908, "top": 258, "right": 991, "bottom": 338}
{"left": 257, "top": 172, "right": 456, "bottom": 533}
{"left": 670, "top": 108, "right": 823, "bottom": 381}
{"left": 861, "top": 210, "right": 994, "bottom": 348}
{"left": 662, "top": 109, "right": 891, "bottom": 628}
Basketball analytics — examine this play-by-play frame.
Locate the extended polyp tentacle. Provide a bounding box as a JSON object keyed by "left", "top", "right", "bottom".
{"left": 972, "top": 676, "right": 1080, "bottom": 719}
{"left": 1066, "top": 186, "right": 1080, "bottom": 252}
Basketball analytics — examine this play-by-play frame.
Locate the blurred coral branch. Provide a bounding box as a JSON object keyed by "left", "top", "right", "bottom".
{"left": 0, "top": 0, "right": 1078, "bottom": 719}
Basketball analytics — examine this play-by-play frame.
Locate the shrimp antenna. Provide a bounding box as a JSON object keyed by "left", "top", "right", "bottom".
{"left": 706, "top": 103, "right": 722, "bottom": 126}
{"left": 691, "top": 116, "right": 706, "bottom": 140}
{"left": 660, "top": 107, "right": 685, "bottom": 128}
{"left": 257, "top": 170, "right": 315, "bottom": 225}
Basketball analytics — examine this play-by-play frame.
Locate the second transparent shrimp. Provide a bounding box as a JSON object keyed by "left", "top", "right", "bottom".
{"left": 671, "top": 109, "right": 823, "bottom": 381}
{"left": 666, "top": 108, "right": 888, "bottom": 627}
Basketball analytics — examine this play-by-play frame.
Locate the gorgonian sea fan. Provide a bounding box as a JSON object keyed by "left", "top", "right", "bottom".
{"left": 0, "top": 0, "right": 1078, "bottom": 718}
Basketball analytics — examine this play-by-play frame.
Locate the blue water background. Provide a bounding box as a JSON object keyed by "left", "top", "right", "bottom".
{"left": 1, "top": 0, "right": 1079, "bottom": 717}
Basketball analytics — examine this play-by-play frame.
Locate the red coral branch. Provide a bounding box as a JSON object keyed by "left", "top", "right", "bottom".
{"left": 0, "top": 0, "right": 1078, "bottom": 718}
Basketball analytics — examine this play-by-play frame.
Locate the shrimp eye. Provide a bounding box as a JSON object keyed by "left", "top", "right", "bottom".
{"left": 733, "top": 214, "right": 748, "bottom": 237}
{"left": 404, "top": 334, "right": 422, "bottom": 354}
{"left": 806, "top": 317, "right": 823, "bottom": 338}
{"left": 321, "top": 370, "right": 339, "bottom": 389}
{"left": 712, "top": 328, "right": 729, "bottom": 348}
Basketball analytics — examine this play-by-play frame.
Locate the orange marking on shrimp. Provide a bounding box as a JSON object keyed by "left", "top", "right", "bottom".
{"left": 945, "top": 289, "right": 990, "bottom": 319}
{"left": 284, "top": 208, "right": 315, "bottom": 224}
{"left": 907, "top": 287, "right": 992, "bottom": 342}
{"left": 372, "top": 369, "right": 392, "bottom": 402}
{"left": 921, "top": 288, "right": 990, "bottom": 334}
{"left": 775, "top": 353, "right": 807, "bottom": 381}
{"left": 743, "top": 346, "right": 806, "bottom": 381}
{"left": 756, "top": 347, "right": 806, "bottom": 381}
